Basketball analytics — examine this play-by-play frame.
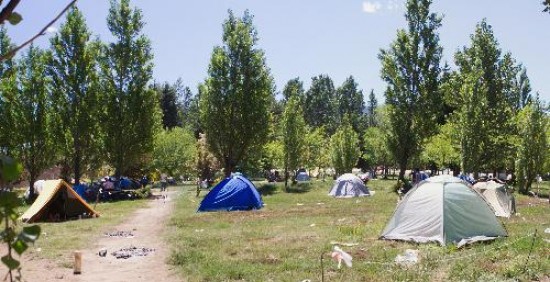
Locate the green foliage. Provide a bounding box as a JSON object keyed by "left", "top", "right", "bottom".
{"left": 281, "top": 96, "right": 307, "bottom": 189}
{"left": 544, "top": 0, "right": 550, "bottom": 13}
{"left": 5, "top": 45, "right": 55, "bottom": 200}
{"left": 362, "top": 126, "right": 391, "bottom": 171}
{"left": 336, "top": 76, "right": 366, "bottom": 137}
{"left": 421, "top": 122, "right": 460, "bottom": 171}
{"left": 199, "top": 10, "right": 274, "bottom": 177}
{"left": 516, "top": 96, "right": 548, "bottom": 193}
{"left": 133, "top": 186, "right": 151, "bottom": 199}
{"left": 100, "top": 0, "right": 160, "bottom": 177}
{"left": 0, "top": 156, "right": 40, "bottom": 282}
{"left": 451, "top": 20, "right": 523, "bottom": 173}
{"left": 196, "top": 133, "right": 220, "bottom": 181}
{"left": 0, "top": 26, "right": 16, "bottom": 155}
{"left": 152, "top": 127, "right": 197, "bottom": 177}
{"left": 366, "top": 90, "right": 378, "bottom": 127}
{"left": 330, "top": 118, "right": 360, "bottom": 175}
{"left": 47, "top": 6, "right": 102, "bottom": 183}
{"left": 379, "top": 0, "right": 444, "bottom": 180}
{"left": 303, "top": 75, "right": 338, "bottom": 135}
{"left": 262, "top": 140, "right": 283, "bottom": 171}
{"left": 6, "top": 12, "right": 22, "bottom": 26}
{"left": 282, "top": 77, "right": 305, "bottom": 103}
{"left": 304, "top": 126, "right": 330, "bottom": 171}
{"left": 156, "top": 82, "right": 181, "bottom": 129}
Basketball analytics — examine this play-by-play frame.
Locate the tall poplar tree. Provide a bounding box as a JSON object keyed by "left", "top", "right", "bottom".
{"left": 516, "top": 96, "right": 548, "bottom": 194}
{"left": 303, "top": 75, "right": 338, "bottom": 135}
{"left": 200, "top": 10, "right": 274, "bottom": 177}
{"left": 366, "top": 90, "right": 378, "bottom": 127}
{"left": 0, "top": 26, "right": 16, "bottom": 154}
{"left": 157, "top": 82, "right": 181, "bottom": 129}
{"left": 281, "top": 96, "right": 306, "bottom": 191}
{"left": 282, "top": 77, "right": 305, "bottom": 103}
{"left": 48, "top": 6, "right": 101, "bottom": 184}
{"left": 330, "top": 118, "right": 361, "bottom": 176}
{"left": 453, "top": 20, "right": 521, "bottom": 174}
{"left": 336, "top": 76, "right": 366, "bottom": 136}
{"left": 100, "top": 0, "right": 159, "bottom": 177}
{"left": 379, "top": 0, "right": 444, "bottom": 181}
{"left": 5, "top": 45, "right": 54, "bottom": 200}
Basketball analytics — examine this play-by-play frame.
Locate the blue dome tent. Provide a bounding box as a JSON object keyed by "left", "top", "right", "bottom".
{"left": 197, "top": 175, "right": 263, "bottom": 212}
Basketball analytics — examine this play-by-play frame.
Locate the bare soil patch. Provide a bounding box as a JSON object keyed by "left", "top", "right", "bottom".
{"left": 12, "top": 191, "right": 181, "bottom": 282}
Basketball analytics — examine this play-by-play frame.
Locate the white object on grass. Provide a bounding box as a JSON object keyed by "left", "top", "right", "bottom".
{"left": 331, "top": 246, "right": 352, "bottom": 269}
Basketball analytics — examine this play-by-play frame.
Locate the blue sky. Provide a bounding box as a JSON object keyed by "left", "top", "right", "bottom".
{"left": 7, "top": 0, "right": 550, "bottom": 103}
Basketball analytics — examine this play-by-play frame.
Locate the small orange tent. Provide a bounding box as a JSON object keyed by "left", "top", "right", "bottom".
{"left": 21, "top": 180, "right": 99, "bottom": 223}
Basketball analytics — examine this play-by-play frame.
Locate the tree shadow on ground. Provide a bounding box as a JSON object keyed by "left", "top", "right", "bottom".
{"left": 256, "top": 183, "right": 278, "bottom": 196}
{"left": 285, "top": 182, "right": 312, "bottom": 194}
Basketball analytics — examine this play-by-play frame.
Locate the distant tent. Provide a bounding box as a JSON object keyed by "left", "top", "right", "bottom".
{"left": 381, "top": 175, "right": 507, "bottom": 247}
{"left": 21, "top": 180, "right": 99, "bottom": 223}
{"left": 197, "top": 176, "right": 263, "bottom": 212}
{"left": 472, "top": 180, "right": 515, "bottom": 218}
{"left": 295, "top": 171, "right": 310, "bottom": 181}
{"left": 329, "top": 173, "right": 371, "bottom": 198}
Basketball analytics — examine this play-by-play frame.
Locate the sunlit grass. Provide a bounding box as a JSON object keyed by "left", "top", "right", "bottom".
{"left": 168, "top": 179, "right": 550, "bottom": 281}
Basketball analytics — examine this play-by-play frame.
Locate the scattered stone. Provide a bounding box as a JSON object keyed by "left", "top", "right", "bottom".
{"left": 55, "top": 273, "right": 64, "bottom": 279}
{"left": 111, "top": 246, "right": 155, "bottom": 259}
{"left": 544, "top": 228, "right": 550, "bottom": 234}
{"left": 104, "top": 231, "right": 134, "bottom": 238}
{"left": 99, "top": 248, "right": 107, "bottom": 257}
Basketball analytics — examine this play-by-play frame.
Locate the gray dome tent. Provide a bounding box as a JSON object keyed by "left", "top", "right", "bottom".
{"left": 329, "top": 173, "right": 371, "bottom": 198}
{"left": 472, "top": 180, "right": 515, "bottom": 218}
{"left": 381, "top": 175, "right": 507, "bottom": 247}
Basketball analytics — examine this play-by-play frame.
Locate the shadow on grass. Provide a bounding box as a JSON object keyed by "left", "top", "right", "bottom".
{"left": 256, "top": 183, "right": 279, "bottom": 196}
{"left": 285, "top": 182, "right": 312, "bottom": 194}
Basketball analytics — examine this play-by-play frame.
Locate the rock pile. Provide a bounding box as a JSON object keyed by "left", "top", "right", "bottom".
{"left": 111, "top": 246, "right": 155, "bottom": 259}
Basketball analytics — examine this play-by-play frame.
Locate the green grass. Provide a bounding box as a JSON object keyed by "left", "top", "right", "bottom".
{"left": 23, "top": 199, "right": 148, "bottom": 267}
{"left": 167, "top": 179, "right": 550, "bottom": 282}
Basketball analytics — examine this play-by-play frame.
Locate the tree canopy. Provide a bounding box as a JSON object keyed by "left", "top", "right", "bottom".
{"left": 379, "top": 0, "right": 444, "bottom": 181}
{"left": 200, "top": 10, "right": 274, "bottom": 177}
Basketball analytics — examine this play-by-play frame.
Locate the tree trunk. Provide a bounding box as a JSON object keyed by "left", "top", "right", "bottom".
{"left": 28, "top": 174, "right": 36, "bottom": 203}
{"left": 224, "top": 158, "right": 234, "bottom": 178}
{"left": 398, "top": 162, "right": 407, "bottom": 182}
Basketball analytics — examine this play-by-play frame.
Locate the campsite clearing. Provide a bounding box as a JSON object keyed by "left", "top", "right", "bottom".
{"left": 169, "top": 179, "right": 549, "bottom": 281}
{"left": 2, "top": 180, "right": 549, "bottom": 281}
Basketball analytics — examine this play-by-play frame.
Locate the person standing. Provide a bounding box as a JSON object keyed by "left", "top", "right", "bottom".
{"left": 160, "top": 173, "right": 168, "bottom": 192}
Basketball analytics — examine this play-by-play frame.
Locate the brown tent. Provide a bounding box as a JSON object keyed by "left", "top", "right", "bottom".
{"left": 21, "top": 180, "right": 99, "bottom": 223}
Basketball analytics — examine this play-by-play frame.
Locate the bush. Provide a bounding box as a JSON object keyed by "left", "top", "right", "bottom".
{"left": 134, "top": 186, "right": 151, "bottom": 199}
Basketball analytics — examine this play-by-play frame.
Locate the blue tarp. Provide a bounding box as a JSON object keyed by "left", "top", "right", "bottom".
{"left": 73, "top": 184, "right": 88, "bottom": 200}
{"left": 197, "top": 176, "right": 263, "bottom": 212}
{"left": 296, "top": 172, "right": 310, "bottom": 181}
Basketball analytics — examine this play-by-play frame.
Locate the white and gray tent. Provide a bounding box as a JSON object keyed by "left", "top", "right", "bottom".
{"left": 381, "top": 175, "right": 507, "bottom": 247}
{"left": 472, "top": 180, "right": 515, "bottom": 218}
{"left": 329, "top": 173, "right": 371, "bottom": 198}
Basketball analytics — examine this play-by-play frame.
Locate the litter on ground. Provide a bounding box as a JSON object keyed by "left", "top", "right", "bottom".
{"left": 395, "top": 249, "right": 419, "bottom": 266}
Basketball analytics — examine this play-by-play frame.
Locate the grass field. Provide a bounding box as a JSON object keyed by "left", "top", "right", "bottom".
{"left": 167, "top": 179, "right": 550, "bottom": 282}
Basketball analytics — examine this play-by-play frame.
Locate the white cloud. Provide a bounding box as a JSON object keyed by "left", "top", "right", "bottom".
{"left": 362, "top": 1, "right": 382, "bottom": 13}
{"left": 46, "top": 26, "right": 58, "bottom": 34}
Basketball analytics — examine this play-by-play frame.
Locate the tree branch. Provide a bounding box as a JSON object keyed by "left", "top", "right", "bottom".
{"left": 0, "top": 0, "right": 20, "bottom": 24}
{"left": 0, "top": 0, "right": 78, "bottom": 62}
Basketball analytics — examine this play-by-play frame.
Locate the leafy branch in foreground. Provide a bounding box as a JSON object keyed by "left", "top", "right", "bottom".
{"left": 0, "top": 155, "right": 41, "bottom": 282}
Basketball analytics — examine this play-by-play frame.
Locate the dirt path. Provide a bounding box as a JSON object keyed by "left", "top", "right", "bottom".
{"left": 20, "top": 191, "right": 181, "bottom": 282}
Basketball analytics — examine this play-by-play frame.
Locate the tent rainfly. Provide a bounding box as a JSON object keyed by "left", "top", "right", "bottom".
{"left": 329, "top": 173, "right": 372, "bottom": 198}
{"left": 21, "top": 180, "right": 99, "bottom": 223}
{"left": 380, "top": 175, "right": 507, "bottom": 247}
{"left": 472, "top": 180, "right": 516, "bottom": 218}
{"left": 197, "top": 175, "right": 263, "bottom": 212}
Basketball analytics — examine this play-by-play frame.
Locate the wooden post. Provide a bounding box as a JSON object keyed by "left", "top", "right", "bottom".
{"left": 74, "top": 251, "right": 82, "bottom": 274}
